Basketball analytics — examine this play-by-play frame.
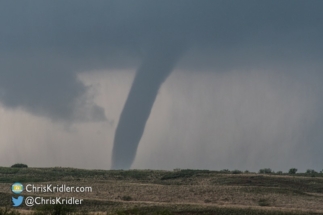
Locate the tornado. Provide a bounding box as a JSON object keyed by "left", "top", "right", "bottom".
{"left": 111, "top": 41, "right": 186, "bottom": 169}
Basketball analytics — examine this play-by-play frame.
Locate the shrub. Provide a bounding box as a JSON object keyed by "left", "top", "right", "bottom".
{"left": 258, "top": 198, "right": 270, "bottom": 206}
{"left": 306, "top": 169, "right": 317, "bottom": 174}
{"left": 10, "top": 163, "right": 28, "bottom": 168}
{"left": 288, "top": 168, "right": 297, "bottom": 174}
{"left": 276, "top": 171, "right": 283, "bottom": 175}
{"left": 161, "top": 169, "right": 209, "bottom": 180}
{"left": 204, "top": 199, "right": 212, "bottom": 203}
{"left": 121, "top": 195, "right": 132, "bottom": 201}
{"left": 259, "top": 168, "right": 272, "bottom": 174}
{"left": 220, "top": 169, "right": 230, "bottom": 173}
{"left": 231, "top": 170, "right": 242, "bottom": 174}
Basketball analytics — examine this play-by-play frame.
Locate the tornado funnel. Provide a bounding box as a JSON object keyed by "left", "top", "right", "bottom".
{"left": 111, "top": 42, "right": 186, "bottom": 169}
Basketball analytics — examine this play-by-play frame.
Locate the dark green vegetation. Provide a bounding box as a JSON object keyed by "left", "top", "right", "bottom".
{"left": 289, "top": 169, "right": 297, "bottom": 174}
{"left": 258, "top": 168, "right": 272, "bottom": 174}
{"left": 1, "top": 167, "right": 323, "bottom": 214}
{"left": 0, "top": 167, "right": 163, "bottom": 183}
{"left": 160, "top": 169, "right": 210, "bottom": 180}
{"left": 1, "top": 167, "right": 322, "bottom": 183}
{"left": 212, "top": 174, "right": 323, "bottom": 193}
{"left": 10, "top": 164, "right": 28, "bottom": 169}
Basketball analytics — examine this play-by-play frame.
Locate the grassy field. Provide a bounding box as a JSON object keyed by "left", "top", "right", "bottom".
{"left": 0, "top": 167, "right": 323, "bottom": 214}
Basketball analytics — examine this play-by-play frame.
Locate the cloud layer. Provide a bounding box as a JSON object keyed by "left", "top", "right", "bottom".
{"left": 0, "top": 1, "right": 322, "bottom": 170}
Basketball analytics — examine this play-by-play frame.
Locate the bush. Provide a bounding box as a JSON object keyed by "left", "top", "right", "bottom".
{"left": 276, "top": 171, "right": 283, "bottom": 175}
{"left": 288, "top": 168, "right": 297, "bottom": 174}
{"left": 259, "top": 168, "right": 272, "bottom": 174}
{"left": 231, "top": 170, "right": 242, "bottom": 174}
{"left": 121, "top": 195, "right": 132, "bottom": 201}
{"left": 306, "top": 169, "right": 317, "bottom": 174}
{"left": 10, "top": 163, "right": 28, "bottom": 168}
{"left": 204, "top": 199, "right": 212, "bottom": 203}
{"left": 161, "top": 169, "right": 210, "bottom": 180}
{"left": 258, "top": 198, "right": 270, "bottom": 206}
{"left": 220, "top": 169, "right": 231, "bottom": 173}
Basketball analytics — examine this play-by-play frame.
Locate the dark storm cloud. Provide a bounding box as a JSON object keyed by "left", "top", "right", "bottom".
{"left": 1, "top": 0, "right": 323, "bottom": 168}
{"left": 3, "top": 2, "right": 322, "bottom": 73}
{"left": 1, "top": 1, "right": 322, "bottom": 111}
{"left": 2, "top": 1, "right": 322, "bottom": 56}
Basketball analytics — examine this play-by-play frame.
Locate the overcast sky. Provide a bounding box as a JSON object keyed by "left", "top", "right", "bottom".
{"left": 0, "top": 1, "right": 322, "bottom": 171}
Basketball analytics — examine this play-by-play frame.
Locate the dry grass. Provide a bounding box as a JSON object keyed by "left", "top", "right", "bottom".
{"left": 1, "top": 168, "right": 323, "bottom": 214}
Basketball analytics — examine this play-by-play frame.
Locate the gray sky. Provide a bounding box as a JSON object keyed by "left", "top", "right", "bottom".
{"left": 0, "top": 1, "right": 322, "bottom": 171}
